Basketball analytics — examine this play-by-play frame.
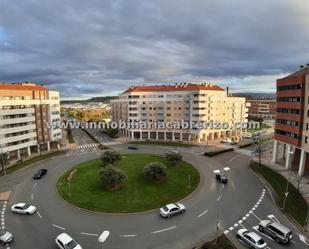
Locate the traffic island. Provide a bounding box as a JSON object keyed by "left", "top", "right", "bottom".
{"left": 57, "top": 153, "right": 200, "bottom": 213}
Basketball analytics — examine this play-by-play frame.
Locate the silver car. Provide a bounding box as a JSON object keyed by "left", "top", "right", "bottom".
{"left": 259, "top": 220, "right": 292, "bottom": 244}
{"left": 159, "top": 203, "right": 186, "bottom": 218}
{"left": 0, "top": 229, "right": 13, "bottom": 245}
{"left": 237, "top": 229, "right": 268, "bottom": 249}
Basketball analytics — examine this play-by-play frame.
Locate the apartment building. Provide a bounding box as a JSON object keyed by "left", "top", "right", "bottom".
{"left": 111, "top": 83, "right": 248, "bottom": 143}
{"left": 273, "top": 64, "right": 309, "bottom": 176}
{"left": 246, "top": 98, "right": 276, "bottom": 120}
{"left": 0, "top": 82, "right": 61, "bottom": 161}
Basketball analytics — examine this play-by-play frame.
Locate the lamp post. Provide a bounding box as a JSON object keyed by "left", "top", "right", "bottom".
{"left": 98, "top": 230, "right": 110, "bottom": 249}
{"left": 282, "top": 150, "right": 294, "bottom": 210}
{"left": 213, "top": 166, "right": 230, "bottom": 245}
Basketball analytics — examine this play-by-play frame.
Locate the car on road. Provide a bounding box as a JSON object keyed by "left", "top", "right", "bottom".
{"left": 160, "top": 203, "right": 186, "bottom": 218}
{"left": 236, "top": 228, "right": 268, "bottom": 249}
{"left": 128, "top": 145, "right": 139, "bottom": 150}
{"left": 165, "top": 150, "right": 179, "bottom": 156}
{"left": 11, "top": 203, "right": 37, "bottom": 215}
{"left": 55, "top": 233, "right": 82, "bottom": 249}
{"left": 258, "top": 220, "right": 292, "bottom": 244}
{"left": 0, "top": 229, "right": 13, "bottom": 245}
{"left": 33, "top": 168, "right": 48, "bottom": 179}
{"left": 215, "top": 172, "right": 228, "bottom": 184}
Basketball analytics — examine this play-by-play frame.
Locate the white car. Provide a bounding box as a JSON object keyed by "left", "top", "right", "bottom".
{"left": 159, "top": 203, "right": 186, "bottom": 218}
{"left": 237, "top": 229, "right": 268, "bottom": 249}
{"left": 11, "top": 203, "right": 37, "bottom": 214}
{"left": 55, "top": 233, "right": 82, "bottom": 249}
{"left": 0, "top": 229, "right": 13, "bottom": 245}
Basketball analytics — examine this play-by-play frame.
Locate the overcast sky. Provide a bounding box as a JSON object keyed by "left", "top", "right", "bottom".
{"left": 0, "top": 0, "right": 309, "bottom": 99}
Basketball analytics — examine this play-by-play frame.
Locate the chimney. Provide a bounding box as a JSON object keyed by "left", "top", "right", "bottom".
{"left": 300, "top": 65, "right": 304, "bottom": 69}
{"left": 226, "top": 86, "right": 229, "bottom": 95}
{"left": 307, "top": 63, "right": 309, "bottom": 67}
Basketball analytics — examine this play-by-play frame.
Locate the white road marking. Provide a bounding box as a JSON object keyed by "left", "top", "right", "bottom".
{"left": 299, "top": 234, "right": 309, "bottom": 245}
{"left": 33, "top": 183, "right": 38, "bottom": 189}
{"left": 81, "top": 232, "right": 99, "bottom": 237}
{"left": 229, "top": 154, "right": 241, "bottom": 163}
{"left": 197, "top": 210, "right": 208, "bottom": 218}
{"left": 267, "top": 214, "right": 280, "bottom": 223}
{"left": 121, "top": 234, "right": 137, "bottom": 238}
{"left": 37, "top": 211, "right": 42, "bottom": 218}
{"left": 251, "top": 212, "right": 262, "bottom": 221}
{"left": 30, "top": 193, "right": 34, "bottom": 201}
{"left": 151, "top": 226, "right": 176, "bottom": 234}
{"left": 52, "top": 224, "right": 66, "bottom": 230}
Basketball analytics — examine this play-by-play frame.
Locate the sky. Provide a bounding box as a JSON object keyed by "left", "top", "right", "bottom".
{"left": 0, "top": 0, "right": 309, "bottom": 99}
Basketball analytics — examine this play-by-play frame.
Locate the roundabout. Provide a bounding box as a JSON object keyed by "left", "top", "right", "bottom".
{"left": 57, "top": 153, "right": 200, "bottom": 213}
{"left": 0, "top": 144, "right": 307, "bottom": 249}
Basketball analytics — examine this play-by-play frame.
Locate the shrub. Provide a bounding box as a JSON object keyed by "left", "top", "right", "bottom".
{"left": 144, "top": 162, "right": 167, "bottom": 182}
{"left": 100, "top": 164, "right": 126, "bottom": 190}
{"left": 166, "top": 153, "right": 182, "bottom": 167}
{"left": 100, "top": 151, "right": 121, "bottom": 166}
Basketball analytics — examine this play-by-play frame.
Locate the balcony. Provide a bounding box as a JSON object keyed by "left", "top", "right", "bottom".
{"left": 1, "top": 116, "right": 35, "bottom": 125}
{"left": 1, "top": 132, "right": 37, "bottom": 144}
{"left": 0, "top": 108, "right": 35, "bottom": 116}
{"left": 0, "top": 124, "right": 36, "bottom": 135}
{"left": 274, "top": 133, "right": 301, "bottom": 147}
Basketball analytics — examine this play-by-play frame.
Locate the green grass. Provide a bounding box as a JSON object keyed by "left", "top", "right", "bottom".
{"left": 0, "top": 150, "right": 66, "bottom": 176}
{"left": 132, "top": 141, "right": 197, "bottom": 147}
{"left": 57, "top": 153, "right": 200, "bottom": 212}
{"left": 251, "top": 162, "right": 308, "bottom": 225}
{"left": 201, "top": 234, "right": 236, "bottom": 249}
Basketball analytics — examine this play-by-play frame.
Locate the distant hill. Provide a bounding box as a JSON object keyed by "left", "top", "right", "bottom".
{"left": 61, "top": 96, "right": 117, "bottom": 104}
{"left": 232, "top": 92, "right": 275, "bottom": 99}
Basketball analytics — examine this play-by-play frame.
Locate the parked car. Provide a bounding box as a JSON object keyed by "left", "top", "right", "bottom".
{"left": 128, "top": 145, "right": 139, "bottom": 150}
{"left": 220, "top": 139, "right": 237, "bottom": 145}
{"left": 258, "top": 220, "right": 292, "bottom": 244}
{"left": 0, "top": 229, "right": 13, "bottom": 245}
{"left": 160, "top": 203, "right": 186, "bottom": 218}
{"left": 215, "top": 172, "right": 228, "bottom": 184}
{"left": 11, "top": 203, "right": 37, "bottom": 215}
{"left": 33, "top": 168, "right": 48, "bottom": 179}
{"left": 236, "top": 228, "right": 268, "bottom": 249}
{"left": 55, "top": 233, "right": 82, "bottom": 249}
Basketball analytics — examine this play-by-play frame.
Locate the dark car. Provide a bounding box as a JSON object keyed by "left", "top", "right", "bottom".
{"left": 33, "top": 169, "right": 48, "bottom": 179}
{"left": 128, "top": 145, "right": 139, "bottom": 150}
{"left": 216, "top": 173, "right": 228, "bottom": 184}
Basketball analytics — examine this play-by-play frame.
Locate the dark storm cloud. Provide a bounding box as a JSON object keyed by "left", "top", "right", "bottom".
{"left": 0, "top": 0, "right": 309, "bottom": 97}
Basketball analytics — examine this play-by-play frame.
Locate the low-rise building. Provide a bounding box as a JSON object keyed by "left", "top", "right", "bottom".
{"left": 246, "top": 98, "right": 276, "bottom": 120}
{"left": 0, "top": 82, "right": 61, "bottom": 160}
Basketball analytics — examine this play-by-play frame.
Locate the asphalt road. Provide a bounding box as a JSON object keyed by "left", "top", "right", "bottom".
{"left": 0, "top": 144, "right": 308, "bottom": 249}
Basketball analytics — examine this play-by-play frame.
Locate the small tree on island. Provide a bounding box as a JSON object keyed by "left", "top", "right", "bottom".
{"left": 166, "top": 153, "right": 182, "bottom": 167}
{"left": 144, "top": 162, "right": 167, "bottom": 182}
{"left": 100, "top": 150, "right": 121, "bottom": 167}
{"left": 100, "top": 164, "right": 126, "bottom": 190}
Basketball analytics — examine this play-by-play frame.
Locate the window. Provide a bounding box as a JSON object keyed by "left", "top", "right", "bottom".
{"left": 305, "top": 136, "right": 308, "bottom": 144}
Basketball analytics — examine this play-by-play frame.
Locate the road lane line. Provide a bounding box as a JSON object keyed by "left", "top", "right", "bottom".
{"left": 229, "top": 154, "right": 241, "bottom": 163}
{"left": 197, "top": 210, "right": 208, "bottom": 218}
{"left": 251, "top": 212, "right": 262, "bottom": 221}
{"left": 37, "top": 211, "right": 42, "bottom": 218}
{"left": 81, "top": 232, "right": 99, "bottom": 237}
{"left": 121, "top": 234, "right": 137, "bottom": 238}
{"left": 151, "top": 226, "right": 176, "bottom": 234}
{"left": 52, "top": 224, "right": 66, "bottom": 230}
{"left": 33, "top": 183, "right": 37, "bottom": 189}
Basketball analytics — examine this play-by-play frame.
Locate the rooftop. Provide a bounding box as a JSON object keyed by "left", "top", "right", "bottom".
{"left": 123, "top": 83, "right": 225, "bottom": 93}
{"left": 0, "top": 82, "right": 47, "bottom": 91}
{"left": 281, "top": 65, "right": 309, "bottom": 79}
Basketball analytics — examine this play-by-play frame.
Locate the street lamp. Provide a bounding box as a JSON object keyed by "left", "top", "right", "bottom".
{"left": 282, "top": 150, "right": 294, "bottom": 210}
{"left": 98, "top": 230, "right": 110, "bottom": 249}
{"left": 213, "top": 167, "right": 230, "bottom": 244}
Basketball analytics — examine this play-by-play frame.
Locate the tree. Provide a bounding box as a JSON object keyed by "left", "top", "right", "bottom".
{"left": 144, "top": 162, "right": 167, "bottom": 182}
{"left": 100, "top": 164, "right": 126, "bottom": 190}
{"left": 100, "top": 151, "right": 121, "bottom": 166}
{"left": 166, "top": 153, "right": 182, "bottom": 167}
{"left": 0, "top": 151, "right": 9, "bottom": 175}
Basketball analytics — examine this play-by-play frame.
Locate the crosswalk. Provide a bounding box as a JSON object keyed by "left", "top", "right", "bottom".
{"left": 76, "top": 143, "right": 98, "bottom": 150}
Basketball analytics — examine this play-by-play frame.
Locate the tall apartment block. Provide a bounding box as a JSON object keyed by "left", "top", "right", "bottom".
{"left": 273, "top": 65, "right": 309, "bottom": 176}
{"left": 246, "top": 98, "right": 276, "bottom": 120}
{"left": 111, "top": 83, "right": 248, "bottom": 143}
{"left": 0, "top": 82, "right": 61, "bottom": 161}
